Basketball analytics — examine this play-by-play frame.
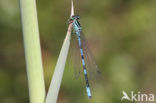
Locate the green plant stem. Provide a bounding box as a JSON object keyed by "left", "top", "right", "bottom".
{"left": 19, "top": 0, "right": 45, "bottom": 103}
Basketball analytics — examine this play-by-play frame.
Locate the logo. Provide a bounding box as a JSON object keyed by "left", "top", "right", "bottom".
{"left": 121, "top": 91, "right": 154, "bottom": 102}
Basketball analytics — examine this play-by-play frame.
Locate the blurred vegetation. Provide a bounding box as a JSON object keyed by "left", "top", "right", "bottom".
{"left": 0, "top": 0, "right": 156, "bottom": 103}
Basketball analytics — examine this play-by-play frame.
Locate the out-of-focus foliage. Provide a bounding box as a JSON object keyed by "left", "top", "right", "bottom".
{"left": 0, "top": 0, "right": 156, "bottom": 103}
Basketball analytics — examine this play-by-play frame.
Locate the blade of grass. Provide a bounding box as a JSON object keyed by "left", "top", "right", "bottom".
{"left": 19, "top": 0, "right": 45, "bottom": 103}
{"left": 45, "top": 1, "right": 74, "bottom": 103}
{"left": 45, "top": 24, "right": 72, "bottom": 103}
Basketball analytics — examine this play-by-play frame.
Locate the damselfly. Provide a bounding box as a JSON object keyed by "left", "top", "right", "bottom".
{"left": 69, "top": 15, "right": 100, "bottom": 99}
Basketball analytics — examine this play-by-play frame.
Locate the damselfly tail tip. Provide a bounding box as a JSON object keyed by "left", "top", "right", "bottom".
{"left": 88, "top": 96, "right": 92, "bottom": 99}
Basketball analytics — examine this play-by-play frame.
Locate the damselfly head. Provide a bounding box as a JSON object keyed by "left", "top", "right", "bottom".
{"left": 68, "top": 15, "right": 80, "bottom": 24}
{"left": 72, "top": 15, "right": 80, "bottom": 20}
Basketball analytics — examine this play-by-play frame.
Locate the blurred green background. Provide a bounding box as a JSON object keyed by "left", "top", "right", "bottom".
{"left": 0, "top": 0, "right": 156, "bottom": 103}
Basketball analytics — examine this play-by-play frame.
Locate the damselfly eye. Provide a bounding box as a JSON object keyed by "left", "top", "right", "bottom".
{"left": 77, "top": 16, "right": 80, "bottom": 19}
{"left": 75, "top": 15, "right": 80, "bottom": 19}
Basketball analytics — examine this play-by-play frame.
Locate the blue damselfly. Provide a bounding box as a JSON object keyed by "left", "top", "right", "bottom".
{"left": 69, "top": 15, "right": 100, "bottom": 99}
